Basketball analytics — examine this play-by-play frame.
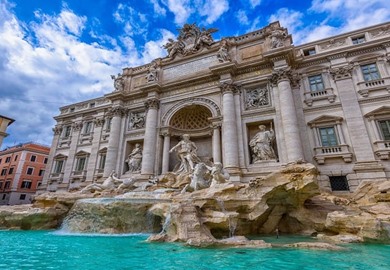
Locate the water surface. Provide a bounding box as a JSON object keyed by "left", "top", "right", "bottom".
{"left": 0, "top": 231, "right": 389, "bottom": 270}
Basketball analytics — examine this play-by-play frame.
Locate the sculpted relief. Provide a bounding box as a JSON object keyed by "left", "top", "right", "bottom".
{"left": 245, "top": 87, "right": 270, "bottom": 109}
{"left": 128, "top": 112, "right": 145, "bottom": 130}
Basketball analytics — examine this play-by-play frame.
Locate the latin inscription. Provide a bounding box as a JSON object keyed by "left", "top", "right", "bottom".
{"left": 163, "top": 56, "right": 218, "bottom": 81}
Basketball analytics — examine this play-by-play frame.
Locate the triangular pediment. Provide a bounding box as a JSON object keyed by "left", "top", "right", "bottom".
{"left": 308, "top": 115, "right": 343, "bottom": 127}
{"left": 54, "top": 153, "right": 67, "bottom": 159}
{"left": 75, "top": 150, "right": 90, "bottom": 156}
{"left": 365, "top": 106, "right": 390, "bottom": 117}
{"left": 98, "top": 147, "right": 107, "bottom": 153}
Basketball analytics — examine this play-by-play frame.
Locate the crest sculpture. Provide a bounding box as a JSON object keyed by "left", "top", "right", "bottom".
{"left": 163, "top": 23, "right": 218, "bottom": 59}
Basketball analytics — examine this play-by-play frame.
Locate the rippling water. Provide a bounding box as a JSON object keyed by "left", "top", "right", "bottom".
{"left": 0, "top": 230, "right": 389, "bottom": 270}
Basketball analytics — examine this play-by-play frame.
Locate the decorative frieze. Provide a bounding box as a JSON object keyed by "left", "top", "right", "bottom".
{"left": 109, "top": 106, "right": 126, "bottom": 117}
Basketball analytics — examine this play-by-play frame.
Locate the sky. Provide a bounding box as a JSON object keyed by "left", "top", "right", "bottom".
{"left": 0, "top": 0, "right": 389, "bottom": 149}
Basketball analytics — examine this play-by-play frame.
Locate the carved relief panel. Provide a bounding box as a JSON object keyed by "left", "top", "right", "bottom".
{"left": 244, "top": 86, "right": 270, "bottom": 110}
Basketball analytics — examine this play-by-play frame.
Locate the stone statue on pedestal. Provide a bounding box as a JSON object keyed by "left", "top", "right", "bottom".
{"left": 111, "top": 73, "right": 125, "bottom": 92}
{"left": 249, "top": 125, "right": 277, "bottom": 162}
{"left": 169, "top": 134, "right": 200, "bottom": 174}
{"left": 126, "top": 143, "right": 142, "bottom": 173}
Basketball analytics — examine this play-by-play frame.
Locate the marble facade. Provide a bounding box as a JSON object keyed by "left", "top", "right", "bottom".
{"left": 41, "top": 21, "right": 390, "bottom": 193}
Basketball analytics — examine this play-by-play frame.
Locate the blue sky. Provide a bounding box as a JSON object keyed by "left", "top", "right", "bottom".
{"left": 0, "top": 0, "right": 389, "bottom": 149}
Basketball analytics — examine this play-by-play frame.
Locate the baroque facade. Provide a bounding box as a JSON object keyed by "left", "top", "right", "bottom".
{"left": 42, "top": 21, "right": 390, "bottom": 193}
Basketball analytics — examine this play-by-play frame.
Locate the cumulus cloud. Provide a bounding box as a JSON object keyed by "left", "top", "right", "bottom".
{"left": 0, "top": 1, "right": 172, "bottom": 148}
{"left": 113, "top": 3, "right": 148, "bottom": 37}
{"left": 149, "top": 0, "right": 167, "bottom": 17}
{"left": 235, "top": 9, "right": 249, "bottom": 25}
{"left": 249, "top": 0, "right": 262, "bottom": 9}
{"left": 161, "top": 0, "right": 228, "bottom": 25}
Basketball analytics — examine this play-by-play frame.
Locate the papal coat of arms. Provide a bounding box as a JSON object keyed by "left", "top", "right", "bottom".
{"left": 163, "top": 23, "right": 218, "bottom": 59}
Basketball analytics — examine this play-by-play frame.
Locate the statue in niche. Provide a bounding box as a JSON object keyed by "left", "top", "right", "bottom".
{"left": 111, "top": 73, "right": 125, "bottom": 92}
{"left": 217, "top": 39, "right": 231, "bottom": 63}
{"left": 169, "top": 134, "right": 200, "bottom": 174}
{"left": 249, "top": 125, "right": 277, "bottom": 162}
{"left": 270, "top": 28, "right": 287, "bottom": 49}
{"left": 246, "top": 88, "right": 269, "bottom": 109}
{"left": 146, "top": 61, "right": 158, "bottom": 82}
{"left": 126, "top": 143, "right": 143, "bottom": 173}
{"left": 128, "top": 112, "right": 145, "bottom": 129}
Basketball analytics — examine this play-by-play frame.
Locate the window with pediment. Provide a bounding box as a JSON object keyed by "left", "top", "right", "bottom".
{"left": 365, "top": 106, "right": 390, "bottom": 160}
{"left": 308, "top": 115, "right": 353, "bottom": 164}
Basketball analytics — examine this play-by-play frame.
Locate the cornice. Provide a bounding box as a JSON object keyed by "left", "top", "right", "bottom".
{"left": 303, "top": 103, "right": 343, "bottom": 113}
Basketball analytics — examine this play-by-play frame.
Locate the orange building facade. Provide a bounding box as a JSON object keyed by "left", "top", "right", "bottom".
{"left": 0, "top": 142, "right": 50, "bottom": 205}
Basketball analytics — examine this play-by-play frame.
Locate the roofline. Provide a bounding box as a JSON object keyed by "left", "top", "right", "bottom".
{"left": 0, "top": 115, "right": 15, "bottom": 125}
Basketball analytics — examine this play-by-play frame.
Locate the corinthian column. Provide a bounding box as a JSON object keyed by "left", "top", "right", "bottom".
{"left": 141, "top": 98, "right": 160, "bottom": 176}
{"left": 272, "top": 68, "right": 304, "bottom": 162}
{"left": 104, "top": 106, "right": 124, "bottom": 177}
{"left": 220, "top": 82, "right": 239, "bottom": 171}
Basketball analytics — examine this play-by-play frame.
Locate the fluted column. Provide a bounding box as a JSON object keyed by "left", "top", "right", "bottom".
{"left": 161, "top": 131, "right": 171, "bottom": 174}
{"left": 141, "top": 98, "right": 160, "bottom": 176}
{"left": 272, "top": 68, "right": 304, "bottom": 162}
{"left": 211, "top": 123, "right": 222, "bottom": 163}
{"left": 220, "top": 82, "right": 239, "bottom": 170}
{"left": 233, "top": 88, "right": 245, "bottom": 168}
{"left": 104, "top": 106, "right": 124, "bottom": 177}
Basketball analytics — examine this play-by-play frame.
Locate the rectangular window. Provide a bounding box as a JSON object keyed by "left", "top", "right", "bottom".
{"left": 20, "top": 194, "right": 26, "bottom": 200}
{"left": 308, "top": 74, "right": 324, "bottom": 91}
{"left": 361, "top": 63, "right": 380, "bottom": 81}
{"left": 2, "top": 194, "right": 5, "bottom": 200}
{"left": 63, "top": 125, "right": 72, "bottom": 138}
{"left": 26, "top": 167, "right": 34, "bottom": 175}
{"left": 14, "top": 155, "right": 18, "bottom": 161}
{"left": 98, "top": 154, "right": 106, "bottom": 170}
{"left": 90, "top": 102, "right": 95, "bottom": 108}
{"left": 352, "top": 36, "right": 365, "bottom": 44}
{"left": 70, "top": 107, "right": 75, "bottom": 112}
{"left": 0, "top": 158, "right": 2, "bottom": 164}
{"left": 75, "top": 157, "right": 86, "bottom": 172}
{"left": 5, "top": 157, "right": 10, "bottom": 163}
{"left": 8, "top": 167, "right": 14, "bottom": 175}
{"left": 39, "top": 169, "right": 45, "bottom": 177}
{"left": 319, "top": 127, "right": 338, "bottom": 147}
{"left": 106, "top": 118, "right": 112, "bottom": 131}
{"left": 304, "top": 48, "right": 316, "bottom": 56}
{"left": 379, "top": 120, "right": 390, "bottom": 140}
{"left": 21, "top": 181, "right": 32, "bottom": 189}
{"left": 4, "top": 181, "right": 10, "bottom": 189}
{"left": 329, "top": 176, "right": 349, "bottom": 191}
{"left": 83, "top": 121, "right": 93, "bottom": 134}
{"left": 44, "top": 157, "right": 48, "bottom": 164}
{"left": 1, "top": 169, "right": 7, "bottom": 176}
{"left": 53, "top": 160, "right": 64, "bottom": 174}
{"left": 0, "top": 181, "right": 3, "bottom": 189}
{"left": 30, "top": 155, "right": 37, "bottom": 162}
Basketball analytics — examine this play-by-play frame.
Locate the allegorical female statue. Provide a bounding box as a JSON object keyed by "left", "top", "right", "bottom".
{"left": 249, "top": 125, "right": 277, "bottom": 162}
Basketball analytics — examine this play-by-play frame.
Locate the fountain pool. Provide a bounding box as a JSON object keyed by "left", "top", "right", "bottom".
{"left": 1, "top": 230, "right": 389, "bottom": 270}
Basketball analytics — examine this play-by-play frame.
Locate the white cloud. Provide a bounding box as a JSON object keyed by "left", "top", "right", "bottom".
{"left": 249, "top": 0, "right": 262, "bottom": 9}
{"left": 199, "top": 0, "right": 229, "bottom": 24}
{"left": 161, "top": 0, "right": 228, "bottom": 25}
{"left": 235, "top": 9, "right": 249, "bottom": 25}
{"left": 149, "top": 0, "right": 167, "bottom": 16}
{"left": 113, "top": 3, "right": 148, "bottom": 36}
{"left": 0, "top": 1, "right": 172, "bottom": 147}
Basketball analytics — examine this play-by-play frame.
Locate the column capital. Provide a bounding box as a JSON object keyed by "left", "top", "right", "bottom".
{"left": 329, "top": 64, "right": 354, "bottom": 80}
{"left": 108, "top": 106, "right": 126, "bottom": 117}
{"left": 72, "top": 121, "right": 83, "bottom": 131}
{"left": 210, "top": 122, "right": 222, "bottom": 129}
{"left": 270, "top": 67, "right": 292, "bottom": 85}
{"left": 52, "top": 125, "right": 62, "bottom": 135}
{"left": 144, "top": 98, "right": 160, "bottom": 111}
{"left": 219, "top": 82, "right": 240, "bottom": 95}
{"left": 93, "top": 117, "right": 105, "bottom": 127}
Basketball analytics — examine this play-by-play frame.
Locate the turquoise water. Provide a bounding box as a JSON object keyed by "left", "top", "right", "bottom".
{"left": 1, "top": 231, "right": 390, "bottom": 270}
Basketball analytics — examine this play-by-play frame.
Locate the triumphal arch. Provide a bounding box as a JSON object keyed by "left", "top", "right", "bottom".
{"left": 43, "top": 21, "right": 390, "bottom": 192}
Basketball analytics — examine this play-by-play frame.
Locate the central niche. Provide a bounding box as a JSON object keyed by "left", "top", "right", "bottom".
{"left": 170, "top": 105, "right": 212, "bottom": 131}
{"left": 169, "top": 105, "right": 213, "bottom": 170}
